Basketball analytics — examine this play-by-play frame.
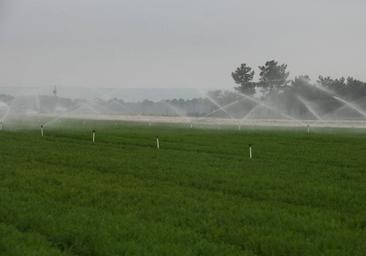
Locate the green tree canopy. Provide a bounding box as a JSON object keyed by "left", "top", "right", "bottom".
{"left": 292, "top": 75, "right": 311, "bottom": 88}
{"left": 318, "top": 76, "right": 366, "bottom": 100}
{"left": 258, "top": 60, "right": 290, "bottom": 91}
{"left": 231, "top": 64, "right": 256, "bottom": 95}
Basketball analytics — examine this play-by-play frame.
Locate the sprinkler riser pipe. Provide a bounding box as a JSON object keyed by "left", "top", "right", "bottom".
{"left": 156, "top": 137, "right": 160, "bottom": 149}
{"left": 92, "top": 130, "right": 96, "bottom": 143}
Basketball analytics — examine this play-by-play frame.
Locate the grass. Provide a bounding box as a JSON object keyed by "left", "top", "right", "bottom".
{"left": 0, "top": 120, "right": 366, "bottom": 255}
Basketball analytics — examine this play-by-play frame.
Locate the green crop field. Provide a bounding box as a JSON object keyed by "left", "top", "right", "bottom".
{"left": 0, "top": 121, "right": 366, "bottom": 256}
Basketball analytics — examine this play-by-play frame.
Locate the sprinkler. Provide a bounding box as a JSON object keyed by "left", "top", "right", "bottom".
{"left": 190, "top": 122, "right": 193, "bottom": 129}
{"left": 0, "top": 121, "right": 3, "bottom": 131}
{"left": 92, "top": 129, "right": 96, "bottom": 143}
{"left": 307, "top": 124, "right": 310, "bottom": 134}
{"left": 238, "top": 123, "right": 241, "bottom": 131}
{"left": 41, "top": 125, "right": 44, "bottom": 137}
{"left": 156, "top": 136, "right": 160, "bottom": 150}
{"left": 249, "top": 144, "right": 253, "bottom": 159}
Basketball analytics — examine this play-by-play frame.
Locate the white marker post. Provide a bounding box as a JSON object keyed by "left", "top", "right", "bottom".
{"left": 249, "top": 144, "right": 253, "bottom": 159}
{"left": 41, "top": 125, "right": 44, "bottom": 137}
{"left": 156, "top": 136, "right": 160, "bottom": 150}
{"left": 92, "top": 130, "right": 96, "bottom": 143}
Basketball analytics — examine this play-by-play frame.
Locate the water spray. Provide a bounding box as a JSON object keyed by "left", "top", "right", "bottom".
{"left": 92, "top": 129, "right": 96, "bottom": 143}
{"left": 156, "top": 136, "right": 160, "bottom": 150}
{"left": 249, "top": 144, "right": 253, "bottom": 159}
{"left": 162, "top": 100, "right": 193, "bottom": 126}
{"left": 297, "top": 96, "right": 322, "bottom": 120}
{"left": 236, "top": 92, "right": 306, "bottom": 126}
{"left": 315, "top": 85, "right": 366, "bottom": 118}
{"left": 204, "top": 93, "right": 236, "bottom": 120}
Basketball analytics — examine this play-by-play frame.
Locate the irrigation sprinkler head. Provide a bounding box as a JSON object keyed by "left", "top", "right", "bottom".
{"left": 248, "top": 144, "right": 253, "bottom": 159}
{"left": 40, "top": 124, "right": 44, "bottom": 136}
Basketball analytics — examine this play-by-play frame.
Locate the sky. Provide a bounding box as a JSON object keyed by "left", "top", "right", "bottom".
{"left": 0, "top": 0, "right": 365, "bottom": 90}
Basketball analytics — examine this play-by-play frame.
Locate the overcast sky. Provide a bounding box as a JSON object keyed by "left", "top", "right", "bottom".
{"left": 0, "top": 0, "right": 365, "bottom": 89}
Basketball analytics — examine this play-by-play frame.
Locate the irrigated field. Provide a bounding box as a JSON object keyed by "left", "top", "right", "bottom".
{"left": 0, "top": 121, "right": 365, "bottom": 256}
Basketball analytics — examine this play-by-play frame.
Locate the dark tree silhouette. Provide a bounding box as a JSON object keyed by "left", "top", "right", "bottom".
{"left": 318, "top": 75, "right": 366, "bottom": 100}
{"left": 231, "top": 64, "right": 256, "bottom": 95}
{"left": 291, "top": 75, "right": 311, "bottom": 88}
{"left": 258, "top": 60, "right": 290, "bottom": 91}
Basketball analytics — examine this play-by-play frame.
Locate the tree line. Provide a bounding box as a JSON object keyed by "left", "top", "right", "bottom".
{"left": 232, "top": 60, "right": 366, "bottom": 100}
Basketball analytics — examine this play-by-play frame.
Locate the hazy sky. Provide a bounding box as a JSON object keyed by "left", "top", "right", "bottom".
{"left": 0, "top": 0, "right": 365, "bottom": 89}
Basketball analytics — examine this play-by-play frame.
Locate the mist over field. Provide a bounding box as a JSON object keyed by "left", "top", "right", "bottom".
{"left": 0, "top": 87, "right": 203, "bottom": 101}
{"left": 1, "top": 1, "right": 366, "bottom": 126}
